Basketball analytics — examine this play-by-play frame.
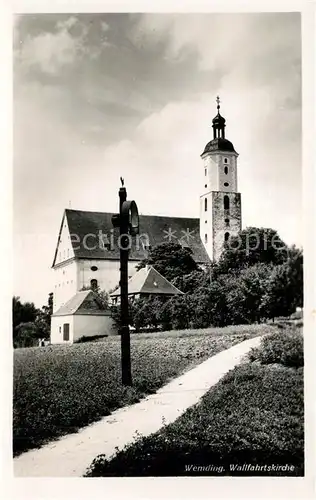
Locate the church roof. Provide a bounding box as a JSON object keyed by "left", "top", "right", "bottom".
{"left": 52, "top": 290, "right": 109, "bottom": 316}
{"left": 52, "top": 209, "right": 210, "bottom": 267}
{"left": 110, "top": 266, "right": 184, "bottom": 297}
{"left": 201, "top": 137, "right": 237, "bottom": 155}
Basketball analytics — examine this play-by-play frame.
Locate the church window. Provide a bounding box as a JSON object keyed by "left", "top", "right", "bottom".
{"left": 224, "top": 166, "right": 228, "bottom": 175}
{"left": 225, "top": 218, "right": 230, "bottom": 227}
{"left": 90, "top": 279, "right": 98, "bottom": 290}
{"left": 224, "top": 195, "right": 230, "bottom": 210}
{"left": 205, "top": 168, "right": 207, "bottom": 176}
{"left": 224, "top": 232, "right": 230, "bottom": 242}
{"left": 59, "top": 326, "right": 61, "bottom": 333}
{"left": 205, "top": 184, "right": 207, "bottom": 188}
{"left": 205, "top": 234, "right": 208, "bottom": 244}
{"left": 224, "top": 182, "right": 229, "bottom": 187}
{"left": 204, "top": 198, "right": 208, "bottom": 211}
{"left": 224, "top": 158, "right": 228, "bottom": 163}
{"left": 91, "top": 265, "right": 98, "bottom": 271}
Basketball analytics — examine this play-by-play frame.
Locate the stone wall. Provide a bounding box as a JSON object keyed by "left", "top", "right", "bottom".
{"left": 212, "top": 192, "right": 242, "bottom": 261}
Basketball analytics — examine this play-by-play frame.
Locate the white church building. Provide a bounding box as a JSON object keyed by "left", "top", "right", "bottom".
{"left": 50, "top": 98, "right": 242, "bottom": 342}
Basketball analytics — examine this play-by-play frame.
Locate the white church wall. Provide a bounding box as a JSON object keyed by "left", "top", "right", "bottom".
{"left": 77, "top": 259, "right": 139, "bottom": 294}
{"left": 53, "top": 260, "right": 78, "bottom": 312}
{"left": 51, "top": 315, "right": 74, "bottom": 344}
{"left": 218, "top": 154, "right": 238, "bottom": 192}
{"left": 54, "top": 214, "right": 75, "bottom": 266}
{"left": 199, "top": 194, "right": 213, "bottom": 261}
{"left": 204, "top": 155, "right": 219, "bottom": 191}
{"left": 73, "top": 314, "right": 117, "bottom": 342}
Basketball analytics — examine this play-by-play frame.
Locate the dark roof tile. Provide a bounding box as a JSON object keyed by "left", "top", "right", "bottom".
{"left": 52, "top": 209, "right": 210, "bottom": 266}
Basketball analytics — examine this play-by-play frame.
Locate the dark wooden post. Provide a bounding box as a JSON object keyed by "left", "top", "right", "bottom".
{"left": 119, "top": 186, "right": 132, "bottom": 386}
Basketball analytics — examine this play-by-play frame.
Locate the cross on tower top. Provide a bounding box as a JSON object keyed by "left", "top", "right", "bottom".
{"left": 216, "top": 95, "right": 220, "bottom": 110}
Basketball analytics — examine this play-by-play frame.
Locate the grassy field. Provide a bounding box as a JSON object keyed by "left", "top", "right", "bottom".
{"left": 86, "top": 325, "right": 304, "bottom": 477}
{"left": 13, "top": 324, "right": 270, "bottom": 456}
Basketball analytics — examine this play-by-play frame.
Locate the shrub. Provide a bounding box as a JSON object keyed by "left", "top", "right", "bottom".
{"left": 249, "top": 327, "right": 303, "bottom": 368}
{"left": 75, "top": 335, "right": 108, "bottom": 343}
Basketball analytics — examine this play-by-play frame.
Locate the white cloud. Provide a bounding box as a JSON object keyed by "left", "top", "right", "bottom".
{"left": 101, "top": 21, "right": 110, "bottom": 32}
{"left": 20, "top": 30, "right": 77, "bottom": 74}
{"left": 56, "top": 16, "right": 78, "bottom": 31}
{"left": 16, "top": 16, "right": 89, "bottom": 75}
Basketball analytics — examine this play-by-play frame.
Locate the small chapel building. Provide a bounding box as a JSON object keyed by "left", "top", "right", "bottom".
{"left": 110, "top": 265, "right": 184, "bottom": 303}
{"left": 50, "top": 98, "right": 242, "bottom": 342}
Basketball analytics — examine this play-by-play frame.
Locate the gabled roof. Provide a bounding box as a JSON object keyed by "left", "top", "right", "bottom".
{"left": 110, "top": 266, "right": 184, "bottom": 297}
{"left": 52, "top": 209, "right": 210, "bottom": 267}
{"left": 52, "top": 290, "right": 109, "bottom": 316}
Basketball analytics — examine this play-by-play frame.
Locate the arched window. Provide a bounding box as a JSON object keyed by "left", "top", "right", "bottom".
{"left": 204, "top": 168, "right": 207, "bottom": 176}
{"left": 205, "top": 234, "right": 208, "bottom": 244}
{"left": 225, "top": 218, "right": 230, "bottom": 227}
{"left": 224, "top": 158, "right": 228, "bottom": 163}
{"left": 224, "top": 232, "right": 230, "bottom": 242}
{"left": 204, "top": 198, "right": 208, "bottom": 212}
{"left": 224, "top": 166, "right": 228, "bottom": 175}
{"left": 224, "top": 195, "right": 230, "bottom": 210}
{"left": 90, "top": 279, "right": 98, "bottom": 291}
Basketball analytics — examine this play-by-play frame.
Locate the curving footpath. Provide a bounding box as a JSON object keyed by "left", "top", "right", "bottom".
{"left": 14, "top": 336, "right": 262, "bottom": 477}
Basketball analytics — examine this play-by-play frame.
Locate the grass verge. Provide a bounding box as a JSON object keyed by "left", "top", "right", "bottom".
{"left": 86, "top": 326, "right": 304, "bottom": 477}
{"left": 13, "top": 324, "right": 268, "bottom": 456}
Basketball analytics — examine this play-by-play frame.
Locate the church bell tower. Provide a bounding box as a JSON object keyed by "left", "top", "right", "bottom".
{"left": 200, "top": 97, "right": 242, "bottom": 261}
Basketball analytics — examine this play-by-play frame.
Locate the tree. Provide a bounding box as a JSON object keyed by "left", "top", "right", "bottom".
{"left": 13, "top": 294, "right": 54, "bottom": 346}
{"left": 225, "top": 264, "right": 271, "bottom": 324}
{"left": 137, "top": 242, "right": 199, "bottom": 282}
{"left": 80, "top": 285, "right": 109, "bottom": 308}
{"left": 261, "top": 247, "right": 303, "bottom": 320}
{"left": 172, "top": 269, "right": 210, "bottom": 294}
{"left": 13, "top": 296, "right": 38, "bottom": 332}
{"left": 36, "top": 292, "right": 54, "bottom": 340}
{"left": 216, "top": 227, "right": 289, "bottom": 274}
{"left": 14, "top": 322, "right": 42, "bottom": 348}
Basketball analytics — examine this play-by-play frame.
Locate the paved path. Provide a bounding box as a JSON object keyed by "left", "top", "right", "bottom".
{"left": 14, "top": 336, "right": 262, "bottom": 477}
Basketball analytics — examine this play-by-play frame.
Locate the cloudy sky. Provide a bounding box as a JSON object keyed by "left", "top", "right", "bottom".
{"left": 14, "top": 12, "right": 301, "bottom": 307}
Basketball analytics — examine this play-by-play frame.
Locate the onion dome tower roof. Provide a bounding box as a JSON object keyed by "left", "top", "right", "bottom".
{"left": 201, "top": 96, "right": 238, "bottom": 156}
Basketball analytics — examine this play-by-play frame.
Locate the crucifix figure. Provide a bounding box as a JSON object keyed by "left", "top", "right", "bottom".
{"left": 216, "top": 95, "right": 220, "bottom": 110}
{"left": 120, "top": 176, "right": 124, "bottom": 187}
